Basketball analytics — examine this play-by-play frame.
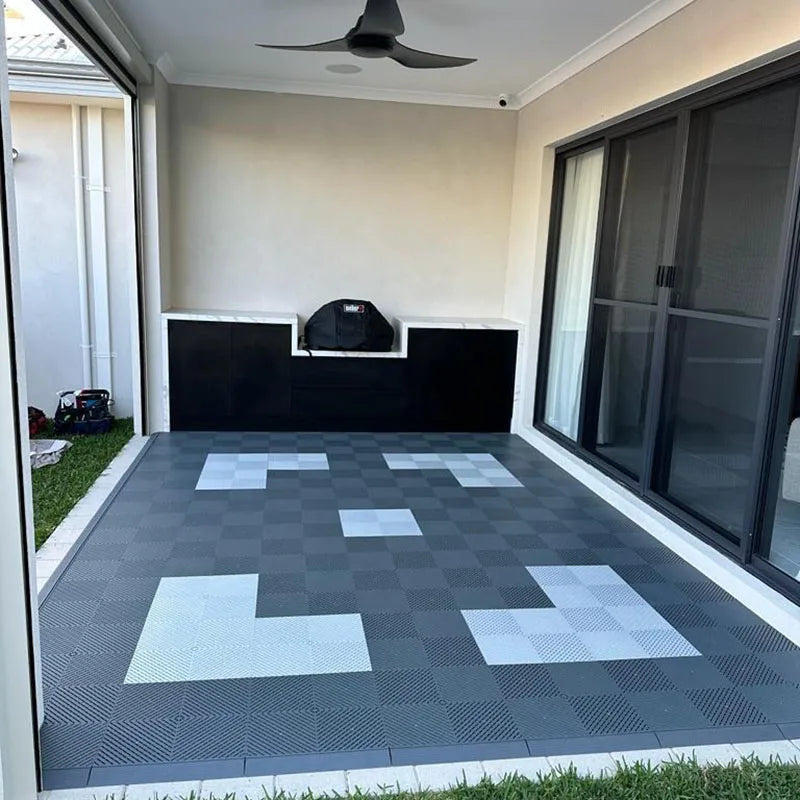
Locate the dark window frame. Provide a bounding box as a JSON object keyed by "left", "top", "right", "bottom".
{"left": 534, "top": 50, "right": 800, "bottom": 604}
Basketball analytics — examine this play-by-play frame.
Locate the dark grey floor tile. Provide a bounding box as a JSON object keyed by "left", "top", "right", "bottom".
{"left": 248, "top": 711, "right": 318, "bottom": 756}
{"left": 172, "top": 715, "right": 247, "bottom": 760}
{"left": 381, "top": 703, "right": 457, "bottom": 747}
{"left": 95, "top": 717, "right": 180, "bottom": 765}
{"left": 317, "top": 707, "right": 387, "bottom": 752}
{"left": 40, "top": 722, "right": 106, "bottom": 769}
{"left": 509, "top": 696, "right": 589, "bottom": 740}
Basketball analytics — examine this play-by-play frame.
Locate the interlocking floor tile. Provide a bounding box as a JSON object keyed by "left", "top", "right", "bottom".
{"left": 38, "top": 431, "right": 800, "bottom": 789}
{"left": 383, "top": 453, "right": 523, "bottom": 488}
{"left": 339, "top": 508, "right": 423, "bottom": 537}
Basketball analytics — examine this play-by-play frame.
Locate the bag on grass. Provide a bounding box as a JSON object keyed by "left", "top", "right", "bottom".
{"left": 54, "top": 389, "right": 114, "bottom": 435}
{"left": 28, "top": 406, "right": 47, "bottom": 437}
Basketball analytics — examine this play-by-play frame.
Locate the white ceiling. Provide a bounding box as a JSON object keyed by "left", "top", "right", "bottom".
{"left": 105, "top": 0, "right": 693, "bottom": 107}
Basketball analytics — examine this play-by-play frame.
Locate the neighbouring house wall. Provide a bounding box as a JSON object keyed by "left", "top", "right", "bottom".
{"left": 169, "top": 86, "right": 518, "bottom": 321}
{"left": 11, "top": 99, "right": 135, "bottom": 417}
{"left": 12, "top": 103, "right": 83, "bottom": 416}
{"left": 505, "top": 0, "right": 800, "bottom": 430}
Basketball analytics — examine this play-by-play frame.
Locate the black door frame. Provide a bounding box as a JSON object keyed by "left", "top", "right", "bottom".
{"left": 534, "top": 50, "right": 800, "bottom": 603}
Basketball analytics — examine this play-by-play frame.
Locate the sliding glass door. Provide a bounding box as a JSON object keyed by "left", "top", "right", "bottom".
{"left": 653, "top": 84, "right": 800, "bottom": 544}
{"left": 582, "top": 122, "right": 678, "bottom": 479}
{"left": 536, "top": 62, "right": 800, "bottom": 587}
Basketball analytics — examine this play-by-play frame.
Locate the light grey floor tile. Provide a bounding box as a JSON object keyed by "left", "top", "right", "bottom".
{"left": 126, "top": 575, "right": 372, "bottom": 682}
{"left": 473, "top": 633, "right": 540, "bottom": 664}
{"left": 339, "top": 508, "right": 422, "bottom": 537}
{"left": 381, "top": 452, "right": 522, "bottom": 488}
{"left": 268, "top": 452, "right": 330, "bottom": 471}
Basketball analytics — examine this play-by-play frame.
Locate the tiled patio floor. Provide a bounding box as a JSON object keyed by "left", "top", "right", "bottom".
{"left": 38, "top": 432, "right": 800, "bottom": 790}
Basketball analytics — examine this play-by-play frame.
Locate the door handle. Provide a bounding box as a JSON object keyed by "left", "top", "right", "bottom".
{"left": 656, "top": 265, "right": 676, "bottom": 288}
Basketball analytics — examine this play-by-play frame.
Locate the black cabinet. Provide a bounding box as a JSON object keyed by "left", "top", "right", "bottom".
{"left": 168, "top": 320, "right": 517, "bottom": 432}
{"left": 408, "top": 328, "right": 518, "bottom": 432}
{"left": 169, "top": 320, "right": 291, "bottom": 431}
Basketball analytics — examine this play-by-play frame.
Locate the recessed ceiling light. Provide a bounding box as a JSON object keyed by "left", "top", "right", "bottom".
{"left": 326, "top": 63, "right": 362, "bottom": 75}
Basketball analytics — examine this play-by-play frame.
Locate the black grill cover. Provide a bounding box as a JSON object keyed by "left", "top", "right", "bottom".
{"left": 304, "top": 299, "right": 394, "bottom": 352}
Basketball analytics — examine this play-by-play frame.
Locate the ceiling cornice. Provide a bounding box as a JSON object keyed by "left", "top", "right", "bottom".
{"left": 517, "top": 0, "right": 698, "bottom": 106}
{"left": 169, "top": 70, "right": 503, "bottom": 110}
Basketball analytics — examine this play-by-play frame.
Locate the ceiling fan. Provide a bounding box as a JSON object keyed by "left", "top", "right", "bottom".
{"left": 256, "top": 0, "right": 476, "bottom": 70}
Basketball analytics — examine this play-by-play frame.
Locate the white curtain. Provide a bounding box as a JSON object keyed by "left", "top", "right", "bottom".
{"left": 544, "top": 148, "right": 604, "bottom": 439}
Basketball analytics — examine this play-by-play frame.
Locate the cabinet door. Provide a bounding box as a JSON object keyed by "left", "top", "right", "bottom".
{"left": 408, "top": 328, "right": 518, "bottom": 432}
{"left": 230, "top": 323, "right": 292, "bottom": 428}
{"left": 168, "top": 320, "right": 232, "bottom": 430}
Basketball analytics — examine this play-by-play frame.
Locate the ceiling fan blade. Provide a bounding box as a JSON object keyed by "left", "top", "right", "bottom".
{"left": 390, "top": 44, "right": 476, "bottom": 69}
{"left": 256, "top": 38, "right": 349, "bottom": 53}
{"left": 357, "top": 0, "right": 405, "bottom": 36}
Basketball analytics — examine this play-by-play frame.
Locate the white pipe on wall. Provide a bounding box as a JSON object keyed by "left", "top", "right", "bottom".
{"left": 85, "top": 105, "right": 113, "bottom": 396}
{"left": 71, "top": 104, "right": 93, "bottom": 388}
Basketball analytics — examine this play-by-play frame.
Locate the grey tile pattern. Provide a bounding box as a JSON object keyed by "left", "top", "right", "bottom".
{"left": 126, "top": 574, "right": 371, "bottom": 682}
{"left": 462, "top": 565, "right": 699, "bottom": 665}
{"left": 383, "top": 452, "right": 522, "bottom": 487}
{"left": 38, "top": 431, "right": 800, "bottom": 790}
{"left": 195, "top": 452, "right": 329, "bottom": 491}
{"left": 195, "top": 453, "right": 270, "bottom": 491}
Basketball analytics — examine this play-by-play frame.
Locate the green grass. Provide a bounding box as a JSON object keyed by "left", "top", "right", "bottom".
{"left": 81, "top": 758, "right": 800, "bottom": 800}
{"left": 31, "top": 417, "right": 134, "bottom": 549}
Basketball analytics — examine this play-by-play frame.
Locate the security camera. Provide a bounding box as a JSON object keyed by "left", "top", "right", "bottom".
{"left": 498, "top": 94, "right": 511, "bottom": 108}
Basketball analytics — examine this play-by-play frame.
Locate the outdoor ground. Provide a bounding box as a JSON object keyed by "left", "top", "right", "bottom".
{"left": 32, "top": 418, "right": 133, "bottom": 548}
{"left": 47, "top": 760, "right": 800, "bottom": 800}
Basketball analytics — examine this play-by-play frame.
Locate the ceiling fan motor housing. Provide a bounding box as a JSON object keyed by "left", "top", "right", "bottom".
{"left": 348, "top": 33, "right": 394, "bottom": 58}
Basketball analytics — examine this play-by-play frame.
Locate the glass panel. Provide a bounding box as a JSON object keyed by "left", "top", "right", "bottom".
{"left": 596, "top": 122, "right": 677, "bottom": 304}
{"left": 587, "top": 305, "right": 656, "bottom": 479}
{"left": 657, "top": 316, "right": 767, "bottom": 539}
{"left": 761, "top": 297, "right": 800, "bottom": 580}
{"left": 543, "top": 147, "right": 604, "bottom": 439}
{"left": 676, "top": 84, "right": 799, "bottom": 318}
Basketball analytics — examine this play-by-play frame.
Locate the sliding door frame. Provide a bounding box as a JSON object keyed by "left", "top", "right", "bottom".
{"left": 534, "top": 50, "right": 800, "bottom": 602}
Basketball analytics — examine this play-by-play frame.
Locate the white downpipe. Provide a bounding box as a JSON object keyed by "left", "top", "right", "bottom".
{"left": 71, "top": 104, "right": 92, "bottom": 388}
{"left": 85, "top": 106, "right": 113, "bottom": 396}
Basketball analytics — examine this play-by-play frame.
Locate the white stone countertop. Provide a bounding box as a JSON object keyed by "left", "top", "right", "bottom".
{"left": 162, "top": 308, "right": 523, "bottom": 359}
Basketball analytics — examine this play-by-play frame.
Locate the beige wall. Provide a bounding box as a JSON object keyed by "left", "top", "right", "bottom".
{"left": 505, "top": 0, "right": 800, "bottom": 427}
{"left": 169, "top": 86, "right": 518, "bottom": 321}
